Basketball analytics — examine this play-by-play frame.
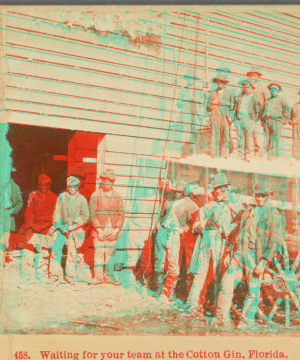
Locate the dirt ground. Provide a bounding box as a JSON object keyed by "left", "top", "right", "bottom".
{"left": 1, "top": 251, "right": 300, "bottom": 336}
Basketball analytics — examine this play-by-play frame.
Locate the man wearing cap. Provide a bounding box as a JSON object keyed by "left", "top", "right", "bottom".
{"left": 246, "top": 67, "right": 269, "bottom": 157}
{"left": 206, "top": 74, "right": 235, "bottom": 158}
{"left": 19, "top": 174, "right": 57, "bottom": 283}
{"left": 186, "top": 172, "right": 235, "bottom": 315}
{"left": 262, "top": 83, "right": 290, "bottom": 157}
{"left": 290, "top": 89, "right": 300, "bottom": 159}
{"left": 212, "top": 188, "right": 288, "bottom": 328}
{"left": 147, "top": 187, "right": 183, "bottom": 297}
{"left": 234, "top": 79, "right": 260, "bottom": 161}
{"left": 49, "top": 176, "right": 89, "bottom": 283}
{"left": 89, "top": 169, "right": 124, "bottom": 285}
{"left": 156, "top": 183, "right": 206, "bottom": 304}
{"left": 70, "top": 163, "right": 91, "bottom": 202}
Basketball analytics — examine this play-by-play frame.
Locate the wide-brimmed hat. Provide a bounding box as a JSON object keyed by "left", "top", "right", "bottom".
{"left": 38, "top": 174, "right": 51, "bottom": 185}
{"left": 217, "top": 61, "right": 232, "bottom": 73}
{"left": 238, "top": 78, "right": 253, "bottom": 87}
{"left": 182, "top": 69, "right": 199, "bottom": 81}
{"left": 268, "top": 83, "right": 282, "bottom": 91}
{"left": 98, "top": 169, "right": 116, "bottom": 183}
{"left": 212, "top": 73, "right": 229, "bottom": 84}
{"left": 246, "top": 66, "right": 262, "bottom": 77}
{"left": 67, "top": 176, "right": 80, "bottom": 187}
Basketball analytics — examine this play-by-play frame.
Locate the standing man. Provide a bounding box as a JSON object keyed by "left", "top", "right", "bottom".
{"left": 89, "top": 169, "right": 124, "bottom": 285}
{"left": 262, "top": 83, "right": 290, "bottom": 158}
{"left": 49, "top": 176, "right": 89, "bottom": 283}
{"left": 212, "top": 189, "right": 288, "bottom": 328}
{"left": 234, "top": 79, "right": 260, "bottom": 161}
{"left": 157, "top": 184, "right": 206, "bottom": 304}
{"left": 19, "top": 174, "right": 57, "bottom": 284}
{"left": 186, "top": 173, "right": 234, "bottom": 316}
{"left": 290, "top": 88, "right": 300, "bottom": 160}
{"left": 2, "top": 169, "right": 23, "bottom": 241}
{"left": 246, "top": 66, "right": 269, "bottom": 157}
{"left": 206, "top": 74, "right": 235, "bottom": 158}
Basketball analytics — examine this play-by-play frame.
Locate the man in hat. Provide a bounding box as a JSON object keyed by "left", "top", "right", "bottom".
{"left": 70, "top": 163, "right": 91, "bottom": 202}
{"left": 262, "top": 83, "right": 290, "bottom": 157}
{"left": 246, "top": 66, "right": 269, "bottom": 157}
{"left": 49, "top": 176, "right": 89, "bottom": 283}
{"left": 206, "top": 74, "right": 235, "bottom": 158}
{"left": 186, "top": 172, "right": 235, "bottom": 315}
{"left": 2, "top": 167, "right": 23, "bottom": 238}
{"left": 212, "top": 187, "right": 288, "bottom": 328}
{"left": 19, "top": 174, "right": 57, "bottom": 284}
{"left": 290, "top": 89, "right": 300, "bottom": 159}
{"left": 234, "top": 79, "right": 260, "bottom": 161}
{"left": 156, "top": 183, "right": 206, "bottom": 304}
{"left": 89, "top": 169, "right": 124, "bottom": 285}
{"left": 168, "top": 69, "right": 199, "bottom": 155}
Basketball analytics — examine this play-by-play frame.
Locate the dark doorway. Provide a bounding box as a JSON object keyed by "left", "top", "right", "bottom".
{"left": 7, "top": 124, "right": 75, "bottom": 229}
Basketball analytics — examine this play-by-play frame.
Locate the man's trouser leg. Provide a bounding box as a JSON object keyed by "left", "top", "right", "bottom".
{"left": 161, "top": 230, "right": 181, "bottom": 299}
{"left": 235, "top": 120, "right": 244, "bottom": 157}
{"left": 105, "top": 240, "right": 118, "bottom": 281}
{"left": 274, "top": 120, "right": 283, "bottom": 157}
{"left": 91, "top": 230, "right": 105, "bottom": 283}
{"left": 252, "top": 122, "right": 265, "bottom": 157}
{"left": 36, "top": 234, "right": 53, "bottom": 283}
{"left": 222, "top": 117, "right": 230, "bottom": 157}
{"left": 65, "top": 236, "right": 77, "bottom": 281}
{"left": 244, "top": 118, "right": 254, "bottom": 158}
{"left": 240, "top": 249, "right": 261, "bottom": 326}
{"left": 211, "top": 113, "right": 221, "bottom": 157}
{"left": 264, "top": 119, "right": 272, "bottom": 157}
{"left": 151, "top": 227, "right": 169, "bottom": 295}
{"left": 183, "top": 232, "right": 197, "bottom": 295}
{"left": 21, "top": 232, "right": 40, "bottom": 281}
{"left": 214, "top": 256, "right": 241, "bottom": 323}
{"left": 187, "top": 250, "right": 211, "bottom": 308}
{"left": 49, "top": 231, "right": 66, "bottom": 280}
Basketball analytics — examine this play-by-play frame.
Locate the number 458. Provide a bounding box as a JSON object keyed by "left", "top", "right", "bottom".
{"left": 14, "top": 351, "right": 29, "bottom": 359}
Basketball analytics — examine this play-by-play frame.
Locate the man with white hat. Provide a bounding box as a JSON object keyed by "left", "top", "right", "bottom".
{"left": 262, "top": 83, "right": 290, "bottom": 157}
{"left": 49, "top": 175, "right": 89, "bottom": 283}
{"left": 156, "top": 183, "right": 206, "bottom": 304}
{"left": 234, "top": 79, "right": 260, "bottom": 161}
{"left": 89, "top": 169, "right": 124, "bottom": 285}
{"left": 206, "top": 74, "right": 235, "bottom": 158}
{"left": 290, "top": 88, "right": 300, "bottom": 159}
{"left": 186, "top": 172, "right": 235, "bottom": 316}
{"left": 19, "top": 174, "right": 57, "bottom": 284}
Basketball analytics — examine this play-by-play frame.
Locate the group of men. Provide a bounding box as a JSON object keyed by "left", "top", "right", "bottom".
{"left": 13, "top": 166, "right": 125, "bottom": 286}
{"left": 146, "top": 172, "right": 288, "bottom": 329}
{"left": 202, "top": 65, "right": 300, "bottom": 161}
{"left": 2, "top": 158, "right": 291, "bottom": 328}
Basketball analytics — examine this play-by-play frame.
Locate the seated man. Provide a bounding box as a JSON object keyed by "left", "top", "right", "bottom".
{"left": 49, "top": 176, "right": 89, "bottom": 283}
{"left": 19, "top": 174, "right": 57, "bottom": 284}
